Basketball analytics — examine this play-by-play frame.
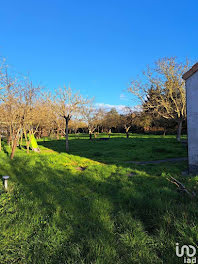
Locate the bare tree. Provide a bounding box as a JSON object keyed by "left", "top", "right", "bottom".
{"left": 95, "top": 108, "right": 106, "bottom": 133}
{"left": 121, "top": 107, "right": 135, "bottom": 138}
{"left": 1, "top": 72, "right": 24, "bottom": 159}
{"left": 102, "top": 108, "right": 120, "bottom": 136}
{"left": 128, "top": 57, "right": 189, "bottom": 141}
{"left": 54, "top": 86, "right": 89, "bottom": 152}
{"left": 82, "top": 105, "right": 99, "bottom": 140}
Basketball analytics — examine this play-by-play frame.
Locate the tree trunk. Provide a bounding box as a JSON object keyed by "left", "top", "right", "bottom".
{"left": 20, "top": 132, "right": 23, "bottom": 147}
{"left": 7, "top": 134, "right": 11, "bottom": 147}
{"left": 27, "top": 141, "right": 30, "bottom": 154}
{"left": 8, "top": 126, "right": 12, "bottom": 147}
{"left": 125, "top": 127, "right": 130, "bottom": 138}
{"left": 89, "top": 133, "right": 92, "bottom": 140}
{"left": 163, "top": 128, "right": 166, "bottom": 136}
{"left": 10, "top": 142, "right": 17, "bottom": 159}
{"left": 23, "top": 131, "right": 30, "bottom": 154}
{"left": 108, "top": 129, "right": 111, "bottom": 138}
{"left": 10, "top": 133, "right": 19, "bottom": 160}
{"left": 65, "top": 117, "right": 69, "bottom": 152}
{"left": 176, "top": 120, "right": 183, "bottom": 142}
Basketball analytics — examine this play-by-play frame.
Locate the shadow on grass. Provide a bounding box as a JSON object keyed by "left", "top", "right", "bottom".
{"left": 38, "top": 137, "right": 187, "bottom": 165}
{"left": 0, "top": 153, "right": 195, "bottom": 264}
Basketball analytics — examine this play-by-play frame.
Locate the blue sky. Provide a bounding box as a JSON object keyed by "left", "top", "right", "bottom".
{"left": 0, "top": 0, "right": 197, "bottom": 110}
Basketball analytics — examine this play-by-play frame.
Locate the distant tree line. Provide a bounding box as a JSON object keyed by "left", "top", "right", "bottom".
{"left": 0, "top": 56, "right": 189, "bottom": 159}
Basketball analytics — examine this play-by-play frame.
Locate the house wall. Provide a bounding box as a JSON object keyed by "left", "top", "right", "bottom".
{"left": 186, "top": 70, "right": 198, "bottom": 173}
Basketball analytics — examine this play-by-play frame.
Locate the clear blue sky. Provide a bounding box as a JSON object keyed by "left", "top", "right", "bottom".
{"left": 0, "top": 0, "right": 197, "bottom": 110}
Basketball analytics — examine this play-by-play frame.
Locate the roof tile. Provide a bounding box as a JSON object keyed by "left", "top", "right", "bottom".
{"left": 182, "top": 63, "right": 198, "bottom": 80}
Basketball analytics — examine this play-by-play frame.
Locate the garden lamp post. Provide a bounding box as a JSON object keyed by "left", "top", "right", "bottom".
{"left": 2, "top": 176, "right": 10, "bottom": 190}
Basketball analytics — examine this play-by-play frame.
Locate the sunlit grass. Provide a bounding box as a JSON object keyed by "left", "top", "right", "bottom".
{"left": 0, "top": 133, "right": 196, "bottom": 264}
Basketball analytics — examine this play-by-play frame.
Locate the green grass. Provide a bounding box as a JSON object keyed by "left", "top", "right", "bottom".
{"left": 1, "top": 133, "right": 197, "bottom": 264}
{"left": 38, "top": 133, "right": 187, "bottom": 163}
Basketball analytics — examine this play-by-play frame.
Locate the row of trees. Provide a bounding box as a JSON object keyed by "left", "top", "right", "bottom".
{"left": 0, "top": 73, "right": 88, "bottom": 157}
{"left": 0, "top": 58, "right": 137, "bottom": 158}
{"left": 0, "top": 56, "right": 189, "bottom": 159}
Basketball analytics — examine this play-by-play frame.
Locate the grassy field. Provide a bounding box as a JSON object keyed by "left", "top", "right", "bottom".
{"left": 0, "top": 133, "right": 197, "bottom": 264}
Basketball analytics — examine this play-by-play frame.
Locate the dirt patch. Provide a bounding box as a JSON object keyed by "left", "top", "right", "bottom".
{"left": 75, "top": 166, "right": 87, "bottom": 171}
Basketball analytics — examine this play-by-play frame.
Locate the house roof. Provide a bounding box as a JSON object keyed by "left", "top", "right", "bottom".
{"left": 182, "top": 63, "right": 198, "bottom": 80}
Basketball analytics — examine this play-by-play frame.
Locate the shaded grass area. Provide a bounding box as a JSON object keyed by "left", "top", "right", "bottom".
{"left": 38, "top": 134, "right": 187, "bottom": 164}
{"left": 1, "top": 134, "right": 197, "bottom": 264}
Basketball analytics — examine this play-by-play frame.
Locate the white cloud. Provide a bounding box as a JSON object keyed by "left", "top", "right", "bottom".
{"left": 119, "top": 93, "right": 128, "bottom": 101}
{"left": 95, "top": 103, "right": 127, "bottom": 113}
{"left": 95, "top": 103, "right": 142, "bottom": 113}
